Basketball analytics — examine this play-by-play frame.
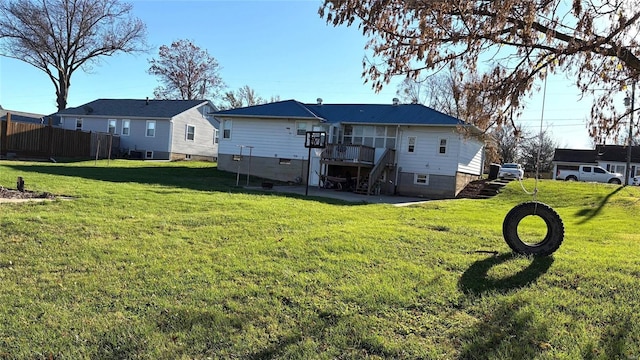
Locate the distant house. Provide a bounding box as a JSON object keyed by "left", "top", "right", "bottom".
{"left": 0, "top": 106, "right": 54, "bottom": 125}
{"left": 552, "top": 145, "right": 640, "bottom": 183}
{"left": 56, "top": 99, "right": 219, "bottom": 161}
{"left": 213, "top": 99, "right": 485, "bottom": 199}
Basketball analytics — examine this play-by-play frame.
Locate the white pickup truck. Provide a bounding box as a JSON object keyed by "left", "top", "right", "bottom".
{"left": 556, "top": 165, "right": 623, "bottom": 184}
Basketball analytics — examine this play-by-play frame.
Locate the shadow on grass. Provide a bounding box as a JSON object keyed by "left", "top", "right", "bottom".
{"left": 458, "top": 253, "right": 554, "bottom": 296}
{"left": 3, "top": 163, "right": 358, "bottom": 206}
{"left": 574, "top": 185, "right": 625, "bottom": 224}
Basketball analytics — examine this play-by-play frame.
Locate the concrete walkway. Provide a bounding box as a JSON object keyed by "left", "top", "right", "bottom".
{"left": 247, "top": 185, "right": 431, "bottom": 206}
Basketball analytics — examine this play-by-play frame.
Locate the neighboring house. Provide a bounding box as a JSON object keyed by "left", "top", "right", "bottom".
{"left": 552, "top": 145, "right": 640, "bottom": 183}
{"left": 56, "top": 99, "right": 219, "bottom": 161}
{"left": 0, "top": 105, "right": 53, "bottom": 125}
{"left": 213, "top": 99, "right": 485, "bottom": 199}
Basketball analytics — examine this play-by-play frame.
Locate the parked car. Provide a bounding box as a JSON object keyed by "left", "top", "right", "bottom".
{"left": 499, "top": 163, "right": 524, "bottom": 180}
{"left": 556, "top": 165, "right": 623, "bottom": 184}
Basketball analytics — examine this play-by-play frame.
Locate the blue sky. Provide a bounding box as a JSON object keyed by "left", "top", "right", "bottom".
{"left": 0, "top": 0, "right": 611, "bottom": 149}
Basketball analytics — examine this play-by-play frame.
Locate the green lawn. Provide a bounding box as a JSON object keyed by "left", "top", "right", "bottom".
{"left": 1, "top": 160, "right": 639, "bottom": 359}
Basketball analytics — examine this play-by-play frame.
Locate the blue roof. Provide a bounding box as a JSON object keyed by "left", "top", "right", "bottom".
{"left": 213, "top": 99, "right": 463, "bottom": 126}
{"left": 56, "top": 99, "right": 212, "bottom": 118}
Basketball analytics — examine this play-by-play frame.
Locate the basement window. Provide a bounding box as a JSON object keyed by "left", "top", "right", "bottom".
{"left": 145, "top": 151, "right": 153, "bottom": 159}
{"left": 414, "top": 173, "right": 429, "bottom": 185}
{"left": 279, "top": 158, "right": 291, "bottom": 165}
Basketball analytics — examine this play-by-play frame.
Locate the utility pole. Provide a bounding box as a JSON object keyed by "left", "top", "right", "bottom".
{"left": 625, "top": 81, "right": 635, "bottom": 186}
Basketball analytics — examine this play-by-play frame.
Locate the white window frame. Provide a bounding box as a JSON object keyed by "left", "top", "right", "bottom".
{"left": 223, "top": 120, "right": 232, "bottom": 139}
{"left": 122, "top": 119, "right": 130, "bottom": 136}
{"left": 145, "top": 151, "right": 154, "bottom": 159}
{"left": 407, "top": 136, "right": 417, "bottom": 153}
{"left": 186, "top": 124, "right": 195, "bottom": 141}
{"left": 438, "top": 138, "right": 447, "bottom": 154}
{"left": 146, "top": 120, "right": 156, "bottom": 137}
{"left": 414, "top": 173, "right": 429, "bottom": 185}
{"left": 296, "top": 122, "right": 307, "bottom": 136}
{"left": 213, "top": 129, "right": 219, "bottom": 144}
{"left": 107, "top": 119, "right": 117, "bottom": 134}
{"left": 75, "top": 118, "right": 83, "bottom": 130}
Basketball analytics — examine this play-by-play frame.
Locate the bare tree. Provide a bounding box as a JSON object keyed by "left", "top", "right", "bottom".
{"left": 0, "top": 0, "right": 147, "bottom": 111}
{"left": 218, "top": 85, "right": 280, "bottom": 110}
{"left": 490, "top": 126, "right": 528, "bottom": 164}
{"left": 519, "top": 130, "right": 558, "bottom": 174}
{"left": 148, "top": 39, "right": 224, "bottom": 101}
{"left": 320, "top": 1, "right": 640, "bottom": 143}
{"left": 396, "top": 73, "right": 461, "bottom": 117}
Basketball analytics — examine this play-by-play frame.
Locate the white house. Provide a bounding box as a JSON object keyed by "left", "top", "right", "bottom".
{"left": 552, "top": 145, "right": 640, "bottom": 184}
{"left": 214, "top": 99, "right": 485, "bottom": 199}
{"left": 56, "top": 99, "right": 219, "bottom": 161}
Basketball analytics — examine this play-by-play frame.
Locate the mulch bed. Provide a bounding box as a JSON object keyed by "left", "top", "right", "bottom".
{"left": 0, "top": 187, "right": 56, "bottom": 200}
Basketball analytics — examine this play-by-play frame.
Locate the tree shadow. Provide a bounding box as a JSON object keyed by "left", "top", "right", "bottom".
{"left": 458, "top": 253, "right": 554, "bottom": 296}
{"left": 574, "top": 186, "right": 625, "bottom": 224}
{"left": 2, "top": 163, "right": 359, "bottom": 206}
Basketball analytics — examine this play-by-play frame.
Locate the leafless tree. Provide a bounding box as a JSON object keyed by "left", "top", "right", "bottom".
{"left": 148, "top": 39, "right": 224, "bottom": 101}
{"left": 218, "top": 85, "right": 280, "bottom": 110}
{"left": 320, "top": 0, "right": 640, "bottom": 143}
{"left": 0, "top": 0, "right": 147, "bottom": 111}
{"left": 520, "top": 129, "right": 558, "bottom": 174}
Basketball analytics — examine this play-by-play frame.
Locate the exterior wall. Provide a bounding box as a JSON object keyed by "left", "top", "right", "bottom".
{"left": 60, "top": 115, "right": 172, "bottom": 159}
{"left": 218, "top": 154, "right": 307, "bottom": 184}
{"left": 395, "top": 171, "right": 456, "bottom": 199}
{"left": 170, "top": 106, "right": 218, "bottom": 160}
{"left": 396, "top": 127, "right": 460, "bottom": 177}
{"left": 217, "top": 117, "right": 324, "bottom": 176}
{"left": 457, "top": 136, "right": 484, "bottom": 175}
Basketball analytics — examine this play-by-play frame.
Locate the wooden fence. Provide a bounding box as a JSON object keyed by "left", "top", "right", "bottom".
{"left": 1, "top": 114, "right": 119, "bottom": 160}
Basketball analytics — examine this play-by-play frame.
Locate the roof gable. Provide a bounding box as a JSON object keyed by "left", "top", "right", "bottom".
{"left": 56, "top": 99, "right": 213, "bottom": 118}
{"left": 214, "top": 99, "right": 464, "bottom": 126}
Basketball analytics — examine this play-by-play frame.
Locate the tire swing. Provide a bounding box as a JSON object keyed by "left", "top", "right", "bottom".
{"left": 502, "top": 74, "right": 564, "bottom": 257}
{"left": 502, "top": 201, "right": 564, "bottom": 256}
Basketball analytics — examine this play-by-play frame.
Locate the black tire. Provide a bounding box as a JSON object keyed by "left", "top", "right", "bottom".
{"left": 608, "top": 178, "right": 621, "bottom": 184}
{"left": 502, "top": 202, "right": 564, "bottom": 256}
{"left": 565, "top": 176, "right": 577, "bottom": 181}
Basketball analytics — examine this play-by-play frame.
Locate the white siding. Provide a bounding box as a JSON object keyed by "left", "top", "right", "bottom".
{"left": 396, "top": 127, "right": 459, "bottom": 176}
{"left": 170, "top": 106, "right": 218, "bottom": 158}
{"left": 457, "top": 136, "right": 484, "bottom": 175}
{"left": 218, "top": 117, "right": 322, "bottom": 160}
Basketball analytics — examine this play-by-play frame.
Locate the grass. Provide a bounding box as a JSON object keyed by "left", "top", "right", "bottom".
{"left": 1, "top": 159, "right": 639, "bottom": 359}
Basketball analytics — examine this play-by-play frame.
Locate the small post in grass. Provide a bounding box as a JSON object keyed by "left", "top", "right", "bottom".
{"left": 17, "top": 177, "right": 24, "bottom": 192}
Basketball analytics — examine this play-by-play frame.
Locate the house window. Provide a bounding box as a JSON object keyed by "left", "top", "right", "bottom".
{"left": 75, "top": 118, "right": 83, "bottom": 130}
{"left": 296, "top": 122, "right": 307, "bottom": 136}
{"left": 279, "top": 158, "right": 291, "bottom": 165}
{"left": 223, "top": 120, "right": 232, "bottom": 139}
{"left": 414, "top": 173, "right": 429, "bottom": 185}
{"left": 407, "top": 136, "right": 416, "bottom": 153}
{"left": 213, "top": 129, "right": 219, "bottom": 144}
{"left": 607, "top": 164, "right": 625, "bottom": 174}
{"left": 145, "top": 151, "right": 153, "bottom": 159}
{"left": 146, "top": 120, "right": 156, "bottom": 137}
{"left": 122, "top": 119, "right": 130, "bottom": 136}
{"left": 108, "top": 119, "right": 116, "bottom": 134}
{"left": 186, "top": 125, "right": 195, "bottom": 141}
{"left": 439, "top": 139, "right": 447, "bottom": 154}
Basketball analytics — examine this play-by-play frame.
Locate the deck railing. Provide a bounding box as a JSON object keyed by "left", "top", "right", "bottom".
{"left": 321, "top": 144, "right": 375, "bottom": 164}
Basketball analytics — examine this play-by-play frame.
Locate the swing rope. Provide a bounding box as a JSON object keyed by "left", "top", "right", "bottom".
{"left": 517, "top": 72, "right": 548, "bottom": 203}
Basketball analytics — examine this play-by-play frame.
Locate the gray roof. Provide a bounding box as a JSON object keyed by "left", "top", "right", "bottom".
{"left": 56, "top": 99, "right": 213, "bottom": 118}
{"left": 214, "top": 99, "right": 465, "bottom": 126}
